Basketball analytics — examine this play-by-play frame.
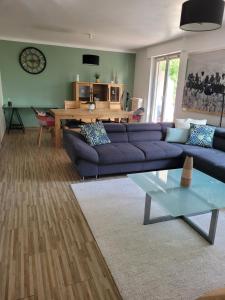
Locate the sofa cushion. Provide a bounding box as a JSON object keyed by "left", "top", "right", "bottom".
{"left": 174, "top": 143, "right": 225, "bottom": 167}
{"left": 131, "top": 141, "right": 183, "bottom": 161}
{"left": 173, "top": 143, "right": 206, "bottom": 154}
{"left": 94, "top": 143, "right": 145, "bottom": 165}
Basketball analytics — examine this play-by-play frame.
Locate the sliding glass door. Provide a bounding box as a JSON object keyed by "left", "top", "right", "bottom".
{"left": 152, "top": 54, "right": 180, "bottom": 122}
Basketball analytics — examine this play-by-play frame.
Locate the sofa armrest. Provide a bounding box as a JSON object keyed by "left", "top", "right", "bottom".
{"left": 63, "top": 130, "right": 99, "bottom": 164}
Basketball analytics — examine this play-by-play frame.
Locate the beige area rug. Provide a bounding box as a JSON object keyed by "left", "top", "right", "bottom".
{"left": 71, "top": 178, "right": 225, "bottom": 300}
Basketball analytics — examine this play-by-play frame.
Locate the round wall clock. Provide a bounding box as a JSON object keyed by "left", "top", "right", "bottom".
{"left": 19, "top": 47, "right": 47, "bottom": 74}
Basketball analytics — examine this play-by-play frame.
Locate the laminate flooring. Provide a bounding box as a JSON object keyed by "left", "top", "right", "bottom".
{"left": 0, "top": 129, "right": 121, "bottom": 300}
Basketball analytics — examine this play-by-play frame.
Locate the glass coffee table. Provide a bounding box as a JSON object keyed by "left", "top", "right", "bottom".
{"left": 128, "top": 169, "right": 225, "bottom": 245}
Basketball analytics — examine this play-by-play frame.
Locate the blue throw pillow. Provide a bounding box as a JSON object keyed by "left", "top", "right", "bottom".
{"left": 186, "top": 124, "right": 215, "bottom": 148}
{"left": 80, "top": 121, "right": 111, "bottom": 146}
{"left": 165, "top": 128, "right": 190, "bottom": 144}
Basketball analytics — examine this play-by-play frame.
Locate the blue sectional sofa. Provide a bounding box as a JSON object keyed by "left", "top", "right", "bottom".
{"left": 63, "top": 122, "right": 225, "bottom": 181}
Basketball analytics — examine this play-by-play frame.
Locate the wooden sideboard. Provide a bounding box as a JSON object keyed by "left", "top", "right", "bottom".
{"left": 72, "top": 81, "right": 126, "bottom": 109}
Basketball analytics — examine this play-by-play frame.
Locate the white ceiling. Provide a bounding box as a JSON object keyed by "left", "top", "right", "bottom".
{"left": 0, "top": 0, "right": 190, "bottom": 52}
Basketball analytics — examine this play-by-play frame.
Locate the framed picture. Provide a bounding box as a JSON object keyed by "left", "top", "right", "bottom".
{"left": 182, "top": 50, "right": 225, "bottom": 115}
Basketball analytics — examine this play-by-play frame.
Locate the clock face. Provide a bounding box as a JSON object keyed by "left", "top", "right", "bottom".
{"left": 19, "top": 47, "right": 46, "bottom": 74}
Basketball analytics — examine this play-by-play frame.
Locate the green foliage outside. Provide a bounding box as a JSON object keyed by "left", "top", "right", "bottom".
{"left": 169, "top": 59, "right": 180, "bottom": 83}
{"left": 160, "top": 58, "right": 180, "bottom": 83}
{"left": 160, "top": 58, "right": 180, "bottom": 100}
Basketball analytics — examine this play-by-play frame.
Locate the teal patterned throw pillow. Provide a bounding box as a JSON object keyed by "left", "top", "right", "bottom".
{"left": 186, "top": 124, "right": 215, "bottom": 148}
{"left": 80, "top": 122, "right": 111, "bottom": 146}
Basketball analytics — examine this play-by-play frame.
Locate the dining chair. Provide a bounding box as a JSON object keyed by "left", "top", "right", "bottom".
{"left": 64, "top": 100, "right": 79, "bottom": 109}
{"left": 36, "top": 115, "right": 55, "bottom": 147}
{"left": 31, "top": 107, "right": 55, "bottom": 147}
{"left": 132, "top": 107, "right": 144, "bottom": 122}
{"left": 64, "top": 100, "right": 89, "bottom": 130}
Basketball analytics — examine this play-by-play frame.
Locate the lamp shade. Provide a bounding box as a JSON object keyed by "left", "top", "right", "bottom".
{"left": 180, "top": 0, "right": 224, "bottom": 31}
{"left": 82, "top": 54, "right": 99, "bottom": 65}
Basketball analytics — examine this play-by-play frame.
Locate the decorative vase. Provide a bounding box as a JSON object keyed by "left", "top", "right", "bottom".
{"left": 76, "top": 74, "right": 80, "bottom": 82}
{"left": 115, "top": 72, "right": 118, "bottom": 84}
{"left": 96, "top": 79, "right": 100, "bottom": 83}
{"left": 180, "top": 156, "right": 193, "bottom": 187}
{"left": 88, "top": 103, "right": 95, "bottom": 111}
{"left": 111, "top": 71, "right": 114, "bottom": 83}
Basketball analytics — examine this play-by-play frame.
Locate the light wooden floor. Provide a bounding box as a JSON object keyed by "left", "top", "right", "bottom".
{"left": 0, "top": 129, "right": 122, "bottom": 300}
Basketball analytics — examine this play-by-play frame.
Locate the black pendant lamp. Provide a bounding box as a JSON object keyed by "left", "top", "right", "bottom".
{"left": 180, "top": 0, "right": 224, "bottom": 31}
{"left": 82, "top": 54, "right": 99, "bottom": 65}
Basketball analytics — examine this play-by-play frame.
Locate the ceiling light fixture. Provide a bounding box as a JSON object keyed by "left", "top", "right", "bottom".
{"left": 180, "top": 0, "right": 225, "bottom": 31}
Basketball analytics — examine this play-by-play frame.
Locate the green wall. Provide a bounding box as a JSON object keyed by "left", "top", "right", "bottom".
{"left": 0, "top": 40, "right": 135, "bottom": 127}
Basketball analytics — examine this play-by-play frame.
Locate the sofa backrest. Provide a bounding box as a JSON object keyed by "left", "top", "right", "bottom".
{"left": 126, "top": 123, "right": 163, "bottom": 142}
{"left": 158, "top": 122, "right": 175, "bottom": 139}
{"left": 103, "top": 123, "right": 128, "bottom": 143}
{"left": 103, "top": 123, "right": 225, "bottom": 151}
{"left": 103, "top": 122, "right": 176, "bottom": 143}
{"left": 214, "top": 128, "right": 225, "bottom": 152}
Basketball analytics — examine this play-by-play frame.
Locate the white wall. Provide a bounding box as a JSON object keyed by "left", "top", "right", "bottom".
{"left": 133, "top": 48, "right": 151, "bottom": 120}
{"left": 0, "top": 72, "right": 6, "bottom": 145}
{"left": 134, "top": 27, "right": 225, "bottom": 126}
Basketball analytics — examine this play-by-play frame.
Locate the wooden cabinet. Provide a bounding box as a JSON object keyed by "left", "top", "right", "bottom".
{"left": 74, "top": 82, "right": 93, "bottom": 102}
{"left": 108, "top": 84, "right": 123, "bottom": 102}
{"left": 72, "top": 82, "right": 125, "bottom": 109}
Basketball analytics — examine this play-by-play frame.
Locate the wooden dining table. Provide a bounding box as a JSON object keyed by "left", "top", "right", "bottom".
{"left": 50, "top": 108, "right": 133, "bottom": 147}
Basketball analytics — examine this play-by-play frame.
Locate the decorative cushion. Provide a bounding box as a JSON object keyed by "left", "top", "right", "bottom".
{"left": 175, "top": 118, "right": 207, "bottom": 129}
{"left": 186, "top": 118, "right": 207, "bottom": 126}
{"left": 186, "top": 124, "right": 215, "bottom": 148}
{"left": 175, "top": 119, "right": 190, "bottom": 129}
{"left": 165, "top": 128, "right": 189, "bottom": 144}
{"left": 80, "top": 121, "right": 111, "bottom": 146}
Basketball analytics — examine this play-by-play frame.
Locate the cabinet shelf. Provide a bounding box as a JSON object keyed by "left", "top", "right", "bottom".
{"left": 72, "top": 81, "right": 125, "bottom": 108}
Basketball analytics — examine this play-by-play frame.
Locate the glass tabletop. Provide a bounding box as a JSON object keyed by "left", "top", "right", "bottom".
{"left": 128, "top": 169, "right": 225, "bottom": 217}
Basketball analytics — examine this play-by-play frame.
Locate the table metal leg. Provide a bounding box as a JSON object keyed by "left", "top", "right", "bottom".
{"left": 143, "top": 193, "right": 219, "bottom": 245}
{"left": 7, "top": 108, "right": 25, "bottom": 133}
{"left": 8, "top": 108, "right": 15, "bottom": 133}
{"left": 143, "top": 194, "right": 151, "bottom": 225}
{"left": 143, "top": 194, "right": 178, "bottom": 225}
{"left": 209, "top": 209, "right": 219, "bottom": 243}
{"left": 181, "top": 209, "right": 219, "bottom": 245}
{"left": 15, "top": 108, "right": 25, "bottom": 133}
